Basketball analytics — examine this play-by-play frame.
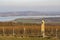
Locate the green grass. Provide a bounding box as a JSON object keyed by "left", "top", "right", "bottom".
{"left": 0, "top": 36, "right": 59, "bottom": 40}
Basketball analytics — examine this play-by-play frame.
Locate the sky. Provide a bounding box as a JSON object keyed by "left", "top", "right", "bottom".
{"left": 0, "top": 0, "right": 60, "bottom": 12}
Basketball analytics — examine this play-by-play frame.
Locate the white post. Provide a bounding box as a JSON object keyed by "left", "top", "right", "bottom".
{"left": 23, "top": 27, "right": 26, "bottom": 38}
{"left": 3, "top": 27, "right": 5, "bottom": 36}
{"left": 13, "top": 28, "right": 15, "bottom": 36}
{"left": 56, "top": 28, "right": 58, "bottom": 38}
{"left": 24, "top": 27, "right": 25, "bottom": 34}
{"left": 41, "top": 20, "right": 45, "bottom": 38}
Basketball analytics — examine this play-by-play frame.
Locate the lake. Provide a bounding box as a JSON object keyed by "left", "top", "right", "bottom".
{"left": 0, "top": 16, "right": 60, "bottom": 22}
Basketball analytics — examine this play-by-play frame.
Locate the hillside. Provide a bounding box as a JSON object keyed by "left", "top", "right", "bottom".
{"left": 14, "top": 17, "right": 60, "bottom": 23}
{"left": 0, "top": 11, "right": 60, "bottom": 17}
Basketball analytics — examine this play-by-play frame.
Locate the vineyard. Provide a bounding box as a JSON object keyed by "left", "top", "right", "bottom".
{"left": 0, "top": 22, "right": 60, "bottom": 39}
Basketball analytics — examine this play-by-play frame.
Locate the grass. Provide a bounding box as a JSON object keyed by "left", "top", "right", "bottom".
{"left": 0, "top": 36, "right": 59, "bottom": 40}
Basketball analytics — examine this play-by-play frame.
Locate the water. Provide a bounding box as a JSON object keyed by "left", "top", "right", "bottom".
{"left": 0, "top": 16, "right": 60, "bottom": 22}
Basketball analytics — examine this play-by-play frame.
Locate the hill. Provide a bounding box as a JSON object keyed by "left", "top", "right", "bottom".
{"left": 0, "top": 11, "right": 60, "bottom": 17}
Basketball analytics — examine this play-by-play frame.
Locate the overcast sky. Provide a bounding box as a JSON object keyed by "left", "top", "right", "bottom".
{"left": 0, "top": 0, "right": 60, "bottom": 12}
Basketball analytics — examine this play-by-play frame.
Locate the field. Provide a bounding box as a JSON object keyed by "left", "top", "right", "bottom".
{"left": 0, "top": 37, "right": 59, "bottom": 40}
{"left": 0, "top": 22, "right": 60, "bottom": 39}
{"left": 0, "top": 17, "right": 60, "bottom": 40}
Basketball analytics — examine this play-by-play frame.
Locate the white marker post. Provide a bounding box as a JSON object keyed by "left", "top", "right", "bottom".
{"left": 13, "top": 28, "right": 15, "bottom": 36}
{"left": 23, "top": 27, "right": 26, "bottom": 38}
{"left": 41, "top": 20, "right": 45, "bottom": 38}
{"left": 3, "top": 27, "right": 5, "bottom": 36}
{"left": 56, "top": 28, "right": 58, "bottom": 38}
